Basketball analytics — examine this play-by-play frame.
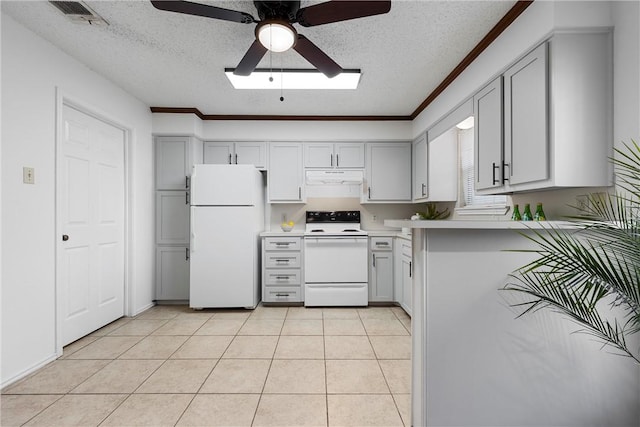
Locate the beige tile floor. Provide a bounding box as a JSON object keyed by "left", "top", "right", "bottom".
{"left": 1, "top": 304, "right": 411, "bottom": 427}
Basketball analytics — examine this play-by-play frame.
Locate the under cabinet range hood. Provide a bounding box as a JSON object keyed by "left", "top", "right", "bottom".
{"left": 305, "top": 170, "right": 364, "bottom": 185}
{"left": 305, "top": 170, "right": 363, "bottom": 198}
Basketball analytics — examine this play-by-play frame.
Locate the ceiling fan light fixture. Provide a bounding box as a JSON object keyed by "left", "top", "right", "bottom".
{"left": 257, "top": 21, "right": 296, "bottom": 52}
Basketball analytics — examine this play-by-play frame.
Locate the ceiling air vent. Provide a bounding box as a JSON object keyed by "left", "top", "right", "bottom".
{"left": 49, "top": 1, "right": 109, "bottom": 26}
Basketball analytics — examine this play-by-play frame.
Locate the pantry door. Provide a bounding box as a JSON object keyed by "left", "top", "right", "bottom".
{"left": 58, "top": 104, "right": 126, "bottom": 345}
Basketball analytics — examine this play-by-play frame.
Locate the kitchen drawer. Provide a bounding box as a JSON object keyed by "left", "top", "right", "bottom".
{"left": 263, "top": 286, "right": 302, "bottom": 302}
{"left": 401, "top": 242, "right": 412, "bottom": 258}
{"left": 265, "top": 252, "right": 301, "bottom": 269}
{"left": 264, "top": 237, "right": 302, "bottom": 251}
{"left": 265, "top": 269, "right": 301, "bottom": 285}
{"left": 370, "top": 236, "right": 393, "bottom": 251}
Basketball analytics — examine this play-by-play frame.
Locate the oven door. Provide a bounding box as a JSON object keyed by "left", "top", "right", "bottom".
{"left": 304, "top": 236, "right": 368, "bottom": 283}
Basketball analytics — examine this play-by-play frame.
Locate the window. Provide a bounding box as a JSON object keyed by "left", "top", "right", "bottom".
{"left": 457, "top": 117, "right": 507, "bottom": 211}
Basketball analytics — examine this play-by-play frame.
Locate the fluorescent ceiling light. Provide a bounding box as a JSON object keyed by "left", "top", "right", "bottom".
{"left": 225, "top": 68, "right": 361, "bottom": 90}
{"left": 456, "top": 116, "right": 474, "bottom": 130}
{"left": 257, "top": 21, "right": 296, "bottom": 52}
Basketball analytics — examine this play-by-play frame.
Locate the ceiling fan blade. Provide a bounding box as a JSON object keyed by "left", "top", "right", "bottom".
{"left": 293, "top": 34, "right": 343, "bottom": 78}
{"left": 234, "top": 40, "right": 268, "bottom": 76}
{"left": 150, "top": 1, "right": 255, "bottom": 24}
{"left": 296, "top": 1, "right": 391, "bottom": 27}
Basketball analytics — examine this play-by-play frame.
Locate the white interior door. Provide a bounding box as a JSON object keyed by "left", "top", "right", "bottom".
{"left": 58, "top": 104, "right": 125, "bottom": 345}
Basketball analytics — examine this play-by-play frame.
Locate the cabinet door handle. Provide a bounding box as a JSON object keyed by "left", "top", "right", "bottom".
{"left": 492, "top": 162, "right": 501, "bottom": 185}
{"left": 235, "top": 154, "right": 238, "bottom": 164}
{"left": 503, "top": 162, "right": 510, "bottom": 182}
{"left": 228, "top": 153, "right": 232, "bottom": 164}
{"left": 368, "top": 187, "right": 371, "bottom": 199}
{"left": 409, "top": 261, "right": 412, "bottom": 278}
{"left": 186, "top": 191, "right": 190, "bottom": 205}
{"left": 185, "top": 176, "right": 190, "bottom": 189}
{"left": 372, "top": 253, "right": 376, "bottom": 267}
{"left": 298, "top": 187, "right": 302, "bottom": 200}
{"left": 336, "top": 154, "right": 339, "bottom": 167}
{"left": 185, "top": 247, "right": 190, "bottom": 261}
{"left": 330, "top": 153, "right": 333, "bottom": 167}
{"left": 421, "top": 183, "right": 426, "bottom": 197}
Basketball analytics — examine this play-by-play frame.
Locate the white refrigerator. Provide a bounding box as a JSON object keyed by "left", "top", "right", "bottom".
{"left": 189, "top": 164, "right": 264, "bottom": 308}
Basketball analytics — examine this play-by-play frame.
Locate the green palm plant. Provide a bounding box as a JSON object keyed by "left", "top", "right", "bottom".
{"left": 504, "top": 140, "right": 640, "bottom": 363}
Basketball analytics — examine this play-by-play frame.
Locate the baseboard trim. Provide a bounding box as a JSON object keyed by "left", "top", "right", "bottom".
{"left": 1, "top": 353, "right": 58, "bottom": 391}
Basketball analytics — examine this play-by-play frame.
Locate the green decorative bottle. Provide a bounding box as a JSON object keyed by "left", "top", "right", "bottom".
{"left": 511, "top": 204, "right": 522, "bottom": 221}
{"left": 534, "top": 203, "right": 546, "bottom": 221}
{"left": 522, "top": 203, "right": 533, "bottom": 221}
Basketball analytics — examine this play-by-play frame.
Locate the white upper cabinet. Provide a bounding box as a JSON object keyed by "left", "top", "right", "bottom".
{"left": 504, "top": 42, "right": 548, "bottom": 186}
{"left": 474, "top": 77, "right": 504, "bottom": 192}
{"left": 203, "top": 142, "right": 233, "bottom": 165}
{"left": 155, "top": 136, "right": 202, "bottom": 190}
{"left": 364, "top": 142, "right": 412, "bottom": 203}
{"left": 474, "top": 30, "right": 612, "bottom": 194}
{"left": 204, "top": 141, "right": 267, "bottom": 169}
{"left": 413, "top": 130, "right": 458, "bottom": 203}
{"left": 268, "top": 142, "right": 305, "bottom": 203}
{"left": 304, "top": 142, "right": 365, "bottom": 169}
{"left": 412, "top": 134, "right": 429, "bottom": 201}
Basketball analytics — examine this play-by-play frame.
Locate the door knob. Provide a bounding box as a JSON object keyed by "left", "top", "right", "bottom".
{"left": 62, "top": 234, "right": 69, "bottom": 241}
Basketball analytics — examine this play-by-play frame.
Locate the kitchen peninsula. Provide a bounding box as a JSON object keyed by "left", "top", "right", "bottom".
{"left": 385, "top": 219, "right": 638, "bottom": 427}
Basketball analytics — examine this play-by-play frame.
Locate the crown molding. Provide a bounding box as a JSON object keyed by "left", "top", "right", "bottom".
{"left": 150, "top": 1, "right": 534, "bottom": 122}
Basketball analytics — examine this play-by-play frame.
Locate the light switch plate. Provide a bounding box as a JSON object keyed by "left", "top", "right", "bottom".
{"left": 23, "top": 167, "right": 35, "bottom": 184}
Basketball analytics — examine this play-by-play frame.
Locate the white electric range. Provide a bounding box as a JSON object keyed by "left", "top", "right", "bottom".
{"left": 303, "top": 211, "right": 369, "bottom": 307}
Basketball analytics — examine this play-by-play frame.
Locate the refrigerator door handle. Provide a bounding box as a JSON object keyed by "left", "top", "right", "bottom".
{"left": 190, "top": 209, "right": 196, "bottom": 253}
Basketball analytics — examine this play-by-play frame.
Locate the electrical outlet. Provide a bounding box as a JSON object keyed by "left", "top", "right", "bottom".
{"left": 372, "top": 215, "right": 377, "bottom": 222}
{"left": 23, "top": 167, "right": 35, "bottom": 184}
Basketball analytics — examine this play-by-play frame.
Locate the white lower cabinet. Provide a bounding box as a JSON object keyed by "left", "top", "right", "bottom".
{"left": 369, "top": 237, "right": 394, "bottom": 302}
{"left": 262, "top": 236, "right": 303, "bottom": 302}
{"left": 395, "top": 237, "right": 412, "bottom": 316}
{"left": 156, "top": 246, "right": 190, "bottom": 300}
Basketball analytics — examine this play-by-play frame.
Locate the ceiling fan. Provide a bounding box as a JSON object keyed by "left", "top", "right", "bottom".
{"left": 150, "top": 0, "right": 391, "bottom": 78}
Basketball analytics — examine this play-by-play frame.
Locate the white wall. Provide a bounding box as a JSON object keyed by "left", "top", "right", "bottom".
{"left": 1, "top": 13, "right": 155, "bottom": 387}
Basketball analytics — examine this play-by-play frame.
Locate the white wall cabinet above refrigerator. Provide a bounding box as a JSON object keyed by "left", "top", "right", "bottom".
{"left": 203, "top": 141, "right": 267, "bottom": 169}
{"left": 304, "top": 142, "right": 365, "bottom": 169}
{"left": 474, "top": 30, "right": 613, "bottom": 194}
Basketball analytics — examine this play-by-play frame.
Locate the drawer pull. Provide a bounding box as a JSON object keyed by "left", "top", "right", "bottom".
{"left": 375, "top": 242, "right": 389, "bottom": 246}
{"left": 275, "top": 275, "right": 291, "bottom": 280}
{"left": 275, "top": 293, "right": 290, "bottom": 297}
{"left": 275, "top": 242, "right": 292, "bottom": 246}
{"left": 275, "top": 259, "right": 290, "bottom": 263}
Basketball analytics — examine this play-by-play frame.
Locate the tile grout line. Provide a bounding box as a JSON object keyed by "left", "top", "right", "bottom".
{"left": 249, "top": 306, "right": 288, "bottom": 426}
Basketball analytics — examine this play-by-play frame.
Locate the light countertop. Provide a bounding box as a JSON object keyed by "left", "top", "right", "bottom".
{"left": 260, "top": 229, "right": 407, "bottom": 237}
{"left": 384, "top": 219, "right": 574, "bottom": 230}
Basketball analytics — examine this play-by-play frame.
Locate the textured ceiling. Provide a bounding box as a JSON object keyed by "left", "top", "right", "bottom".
{"left": 2, "top": 0, "right": 517, "bottom": 116}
